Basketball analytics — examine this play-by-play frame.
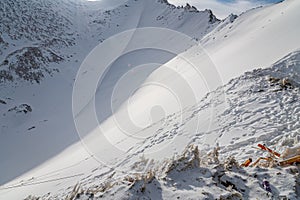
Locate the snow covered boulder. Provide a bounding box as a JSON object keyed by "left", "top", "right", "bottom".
{"left": 219, "top": 192, "right": 243, "bottom": 200}
{"left": 164, "top": 144, "right": 201, "bottom": 173}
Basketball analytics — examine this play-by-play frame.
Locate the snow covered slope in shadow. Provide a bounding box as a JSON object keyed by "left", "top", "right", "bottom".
{"left": 0, "top": 0, "right": 220, "bottom": 186}
{"left": 1, "top": 49, "right": 300, "bottom": 199}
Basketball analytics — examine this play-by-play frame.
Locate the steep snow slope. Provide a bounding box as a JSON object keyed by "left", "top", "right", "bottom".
{"left": 1, "top": 49, "right": 300, "bottom": 200}
{"left": 201, "top": 0, "right": 300, "bottom": 82}
{"left": 82, "top": 0, "right": 300, "bottom": 164}
{"left": 116, "top": 0, "right": 300, "bottom": 122}
{"left": 156, "top": 0, "right": 300, "bottom": 90}
{"left": 0, "top": 0, "right": 220, "bottom": 186}
{"left": 1, "top": 0, "right": 300, "bottom": 199}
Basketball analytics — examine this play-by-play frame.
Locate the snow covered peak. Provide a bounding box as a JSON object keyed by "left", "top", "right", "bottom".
{"left": 0, "top": 0, "right": 220, "bottom": 83}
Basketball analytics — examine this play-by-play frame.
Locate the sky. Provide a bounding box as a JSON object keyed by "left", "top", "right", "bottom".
{"left": 167, "top": 0, "right": 283, "bottom": 19}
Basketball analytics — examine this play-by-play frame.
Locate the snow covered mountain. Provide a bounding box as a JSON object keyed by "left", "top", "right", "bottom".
{"left": 0, "top": 0, "right": 220, "bottom": 187}
{"left": 0, "top": 0, "right": 219, "bottom": 83}
{"left": 0, "top": 0, "right": 300, "bottom": 199}
{"left": 2, "top": 48, "right": 300, "bottom": 200}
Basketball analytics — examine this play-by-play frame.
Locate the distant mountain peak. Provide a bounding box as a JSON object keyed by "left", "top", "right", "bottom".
{"left": 0, "top": 0, "right": 220, "bottom": 84}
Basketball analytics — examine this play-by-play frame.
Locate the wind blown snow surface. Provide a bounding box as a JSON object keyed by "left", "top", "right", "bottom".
{"left": 1, "top": 0, "right": 300, "bottom": 199}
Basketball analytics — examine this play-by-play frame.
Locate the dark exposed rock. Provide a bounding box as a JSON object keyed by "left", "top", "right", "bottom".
{"left": 0, "top": 47, "right": 62, "bottom": 83}
{"left": 28, "top": 126, "right": 36, "bottom": 131}
{"left": 8, "top": 104, "right": 32, "bottom": 114}
{"left": 0, "top": 99, "right": 7, "bottom": 104}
